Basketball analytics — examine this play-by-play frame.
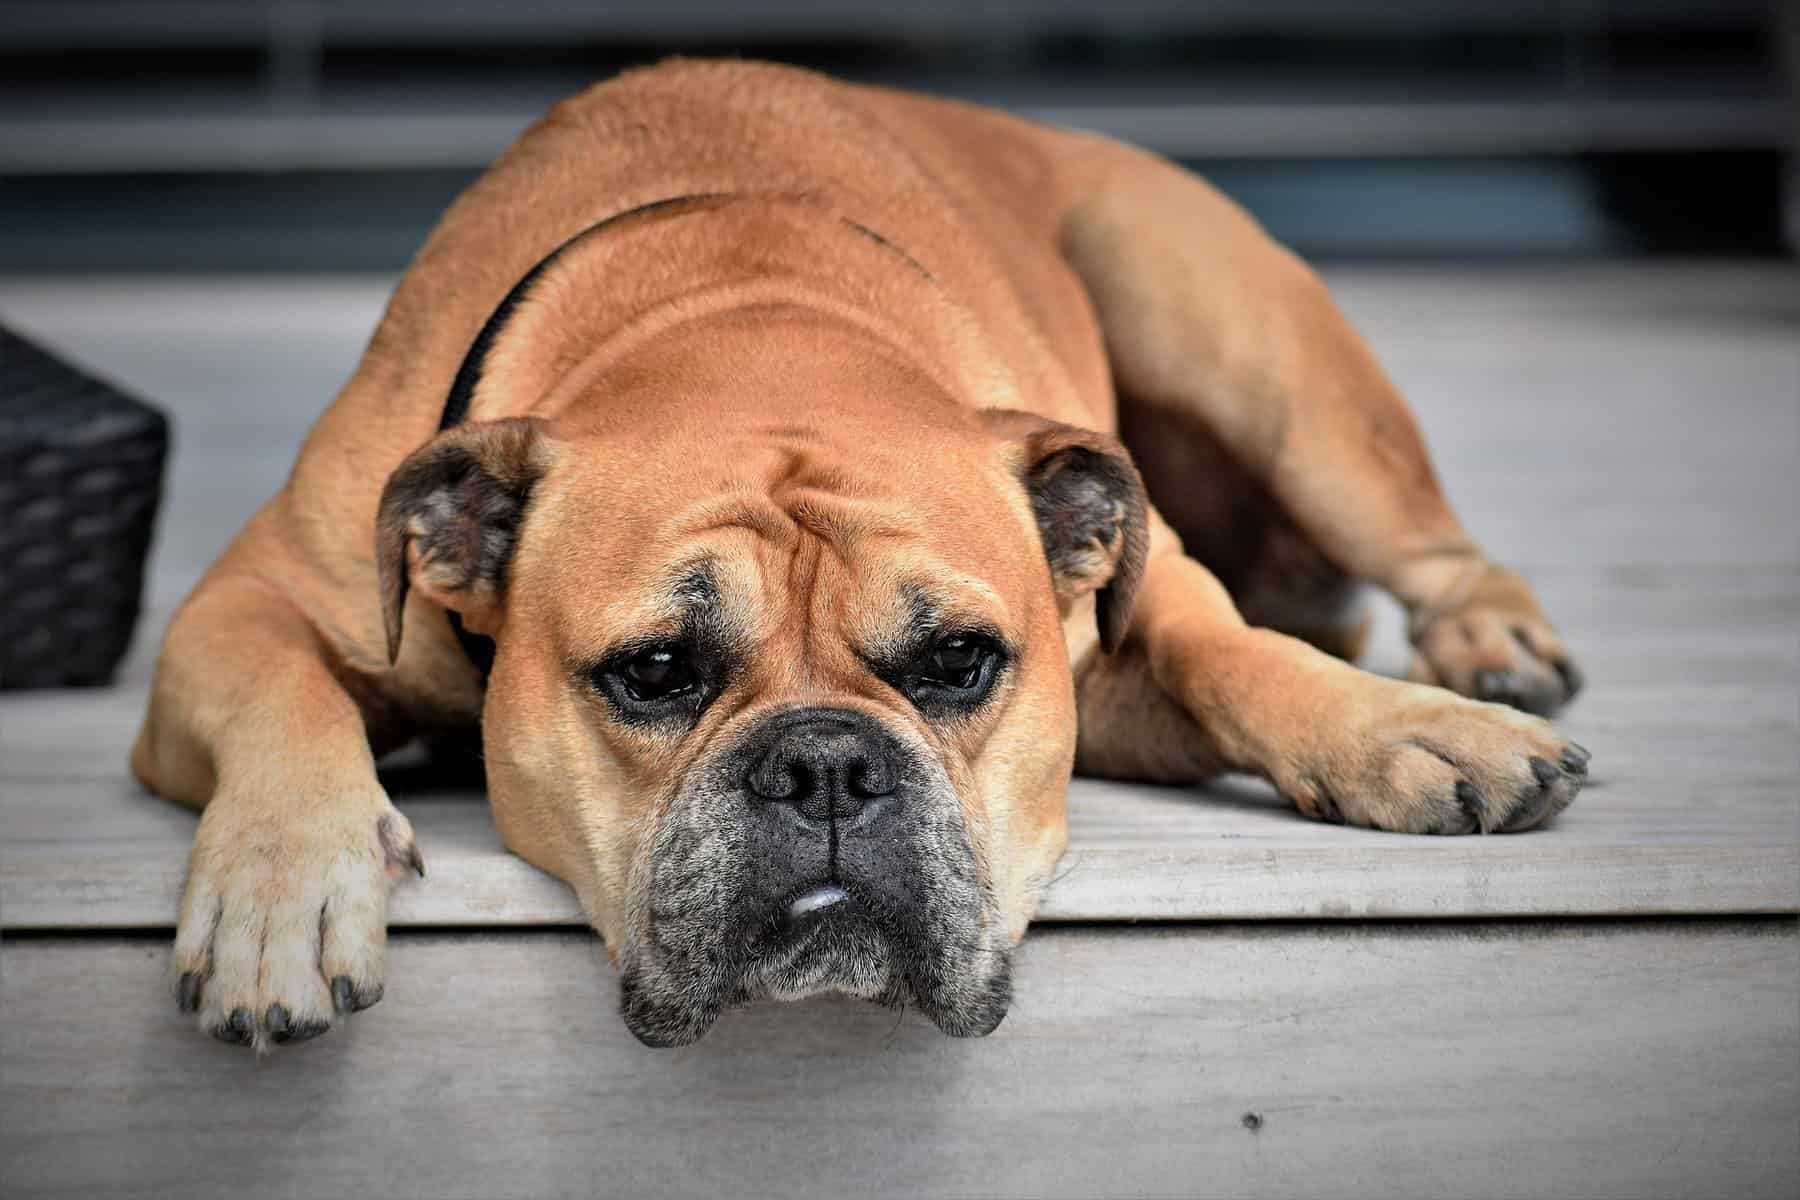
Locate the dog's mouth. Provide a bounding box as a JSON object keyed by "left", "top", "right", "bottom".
{"left": 738, "top": 880, "right": 902, "bottom": 1003}
{"left": 619, "top": 867, "right": 1013, "bottom": 1048}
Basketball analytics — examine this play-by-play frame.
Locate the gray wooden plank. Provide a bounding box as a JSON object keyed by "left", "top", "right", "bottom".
{"left": 5, "top": 754, "right": 1795, "bottom": 930}
{"left": 1327, "top": 265, "right": 1800, "bottom": 572}
{"left": 4, "top": 921, "right": 1796, "bottom": 1200}
{"left": 6, "top": 558, "right": 1793, "bottom": 927}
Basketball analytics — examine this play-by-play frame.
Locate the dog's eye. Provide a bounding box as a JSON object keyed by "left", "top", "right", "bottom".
{"left": 914, "top": 633, "right": 999, "bottom": 694}
{"left": 619, "top": 648, "right": 697, "bottom": 702}
{"left": 589, "top": 641, "right": 719, "bottom": 724}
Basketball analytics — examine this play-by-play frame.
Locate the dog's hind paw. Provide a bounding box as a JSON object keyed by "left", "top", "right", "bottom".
{"left": 1406, "top": 563, "right": 1583, "bottom": 717}
{"left": 170, "top": 791, "right": 422, "bottom": 1052}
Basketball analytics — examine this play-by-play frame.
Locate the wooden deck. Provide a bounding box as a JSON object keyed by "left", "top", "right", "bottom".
{"left": 2, "top": 264, "right": 1796, "bottom": 1198}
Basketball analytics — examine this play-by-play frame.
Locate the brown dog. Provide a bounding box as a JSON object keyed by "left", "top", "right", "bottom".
{"left": 132, "top": 59, "right": 1588, "bottom": 1050}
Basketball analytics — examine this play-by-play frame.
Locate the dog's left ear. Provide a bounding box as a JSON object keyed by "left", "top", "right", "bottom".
{"left": 981, "top": 410, "right": 1148, "bottom": 653}
{"left": 375, "top": 417, "right": 549, "bottom": 665}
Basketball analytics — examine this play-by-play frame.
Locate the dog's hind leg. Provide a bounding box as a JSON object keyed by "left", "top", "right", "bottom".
{"left": 132, "top": 554, "right": 420, "bottom": 1053}
{"left": 1113, "top": 403, "right": 1373, "bottom": 666}
{"left": 1057, "top": 144, "right": 1581, "bottom": 716}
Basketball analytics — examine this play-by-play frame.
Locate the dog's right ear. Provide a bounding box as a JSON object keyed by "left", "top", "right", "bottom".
{"left": 375, "top": 417, "right": 549, "bottom": 665}
{"left": 978, "top": 409, "right": 1149, "bottom": 654}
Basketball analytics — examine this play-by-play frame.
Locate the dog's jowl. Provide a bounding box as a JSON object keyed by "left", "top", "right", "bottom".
{"left": 133, "top": 60, "right": 1588, "bottom": 1050}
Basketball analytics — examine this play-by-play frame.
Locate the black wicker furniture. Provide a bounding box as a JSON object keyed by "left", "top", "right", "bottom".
{"left": 0, "top": 326, "right": 168, "bottom": 689}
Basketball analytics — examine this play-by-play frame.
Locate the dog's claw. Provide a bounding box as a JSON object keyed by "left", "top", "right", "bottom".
{"left": 1455, "top": 780, "right": 1487, "bottom": 829}
{"left": 213, "top": 1006, "right": 255, "bottom": 1046}
{"left": 1473, "top": 669, "right": 1507, "bottom": 702}
{"left": 1552, "top": 658, "right": 1585, "bottom": 702}
{"left": 1318, "top": 790, "right": 1345, "bottom": 825}
{"left": 1420, "top": 779, "right": 1486, "bottom": 835}
{"left": 1498, "top": 756, "right": 1576, "bottom": 832}
{"left": 177, "top": 971, "right": 202, "bottom": 1014}
{"left": 267, "top": 1003, "right": 329, "bottom": 1045}
{"left": 331, "top": 975, "right": 382, "bottom": 1014}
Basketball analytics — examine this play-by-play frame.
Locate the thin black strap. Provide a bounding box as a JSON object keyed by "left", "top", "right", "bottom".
{"left": 434, "top": 194, "right": 725, "bottom": 678}
{"left": 438, "top": 193, "right": 724, "bottom": 432}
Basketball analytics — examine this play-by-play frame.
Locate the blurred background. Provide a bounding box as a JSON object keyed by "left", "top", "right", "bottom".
{"left": 0, "top": 0, "right": 1794, "bottom": 268}
{"left": 1, "top": 0, "right": 1795, "bottom": 622}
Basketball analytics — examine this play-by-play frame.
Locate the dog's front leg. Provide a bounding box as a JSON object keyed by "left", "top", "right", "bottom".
{"left": 1125, "top": 549, "right": 1588, "bottom": 834}
{"left": 132, "top": 573, "right": 421, "bottom": 1050}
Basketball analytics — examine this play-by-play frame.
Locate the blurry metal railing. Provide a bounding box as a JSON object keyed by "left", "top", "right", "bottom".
{"left": 0, "top": 0, "right": 1787, "bottom": 174}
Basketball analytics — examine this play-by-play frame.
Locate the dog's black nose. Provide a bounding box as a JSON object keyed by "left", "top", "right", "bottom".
{"left": 745, "top": 711, "right": 898, "bottom": 824}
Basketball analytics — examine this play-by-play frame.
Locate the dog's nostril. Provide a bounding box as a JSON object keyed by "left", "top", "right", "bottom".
{"left": 747, "top": 756, "right": 807, "bottom": 802}
{"left": 850, "top": 753, "right": 897, "bottom": 799}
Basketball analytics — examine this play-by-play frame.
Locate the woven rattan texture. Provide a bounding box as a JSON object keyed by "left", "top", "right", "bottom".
{"left": 0, "top": 326, "right": 167, "bottom": 688}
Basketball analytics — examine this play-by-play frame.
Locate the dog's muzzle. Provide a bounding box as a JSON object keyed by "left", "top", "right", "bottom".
{"left": 619, "top": 705, "right": 1012, "bottom": 1046}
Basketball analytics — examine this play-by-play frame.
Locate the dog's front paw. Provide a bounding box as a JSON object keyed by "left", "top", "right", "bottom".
{"left": 1280, "top": 679, "right": 1589, "bottom": 834}
{"left": 1407, "top": 563, "right": 1582, "bottom": 716}
{"left": 171, "top": 789, "right": 423, "bottom": 1051}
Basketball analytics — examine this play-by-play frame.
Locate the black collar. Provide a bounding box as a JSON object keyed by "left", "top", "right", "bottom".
{"left": 436, "top": 194, "right": 722, "bottom": 678}
{"left": 438, "top": 194, "right": 724, "bottom": 433}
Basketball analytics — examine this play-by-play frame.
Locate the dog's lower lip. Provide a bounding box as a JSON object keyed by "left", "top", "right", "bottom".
{"left": 787, "top": 883, "right": 849, "bottom": 921}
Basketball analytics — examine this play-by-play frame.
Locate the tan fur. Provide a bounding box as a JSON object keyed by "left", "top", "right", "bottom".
{"left": 135, "top": 60, "right": 1586, "bottom": 1048}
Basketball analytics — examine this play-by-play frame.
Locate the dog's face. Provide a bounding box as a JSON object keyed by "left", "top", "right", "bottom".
{"left": 376, "top": 324, "right": 1145, "bottom": 1045}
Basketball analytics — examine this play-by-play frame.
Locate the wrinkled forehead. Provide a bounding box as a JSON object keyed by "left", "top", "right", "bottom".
{"left": 519, "top": 436, "right": 1045, "bottom": 657}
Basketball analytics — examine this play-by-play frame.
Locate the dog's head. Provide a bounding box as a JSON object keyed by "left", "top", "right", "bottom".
{"left": 374, "top": 316, "right": 1145, "bottom": 1045}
